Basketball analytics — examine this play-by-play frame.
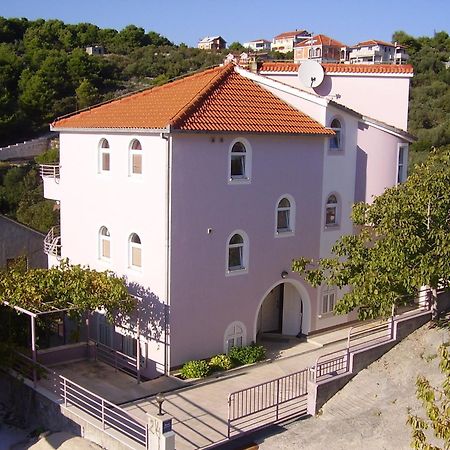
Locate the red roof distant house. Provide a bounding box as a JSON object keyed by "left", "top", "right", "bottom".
{"left": 294, "top": 34, "right": 346, "bottom": 63}
{"left": 348, "top": 39, "right": 409, "bottom": 64}
{"left": 52, "top": 64, "right": 332, "bottom": 136}
{"left": 271, "top": 29, "right": 310, "bottom": 53}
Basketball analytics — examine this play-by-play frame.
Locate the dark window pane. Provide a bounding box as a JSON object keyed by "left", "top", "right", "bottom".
{"left": 231, "top": 155, "right": 245, "bottom": 177}
{"left": 228, "top": 246, "right": 243, "bottom": 269}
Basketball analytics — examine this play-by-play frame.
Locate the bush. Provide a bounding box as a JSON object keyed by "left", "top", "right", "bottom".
{"left": 209, "top": 354, "right": 233, "bottom": 371}
{"left": 180, "top": 360, "right": 210, "bottom": 379}
{"left": 228, "top": 344, "right": 266, "bottom": 366}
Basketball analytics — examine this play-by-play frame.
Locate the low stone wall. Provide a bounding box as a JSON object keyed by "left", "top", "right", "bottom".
{"left": 37, "top": 343, "right": 90, "bottom": 366}
{"left": 437, "top": 290, "right": 450, "bottom": 315}
{"left": 0, "top": 136, "right": 52, "bottom": 161}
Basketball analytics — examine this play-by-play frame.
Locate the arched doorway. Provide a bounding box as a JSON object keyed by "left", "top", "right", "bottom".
{"left": 255, "top": 280, "right": 310, "bottom": 339}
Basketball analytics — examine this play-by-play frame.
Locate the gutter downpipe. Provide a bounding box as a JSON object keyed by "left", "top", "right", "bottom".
{"left": 161, "top": 129, "right": 172, "bottom": 375}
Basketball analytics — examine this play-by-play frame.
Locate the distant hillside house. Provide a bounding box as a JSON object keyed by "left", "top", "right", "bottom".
{"left": 348, "top": 40, "right": 409, "bottom": 65}
{"left": 243, "top": 39, "right": 271, "bottom": 52}
{"left": 198, "top": 36, "right": 227, "bottom": 50}
{"left": 86, "top": 45, "right": 105, "bottom": 56}
{"left": 271, "top": 29, "right": 310, "bottom": 53}
{"left": 294, "top": 34, "right": 345, "bottom": 64}
{"left": 0, "top": 215, "right": 47, "bottom": 269}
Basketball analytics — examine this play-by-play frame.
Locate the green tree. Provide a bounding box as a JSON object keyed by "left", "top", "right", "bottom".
{"left": 0, "top": 260, "right": 136, "bottom": 318}
{"left": 228, "top": 41, "right": 245, "bottom": 52}
{"left": 76, "top": 78, "right": 99, "bottom": 109}
{"left": 407, "top": 343, "right": 450, "bottom": 449}
{"left": 292, "top": 148, "right": 450, "bottom": 319}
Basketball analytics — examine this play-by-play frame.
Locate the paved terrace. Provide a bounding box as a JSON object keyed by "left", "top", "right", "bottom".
{"left": 119, "top": 327, "right": 353, "bottom": 449}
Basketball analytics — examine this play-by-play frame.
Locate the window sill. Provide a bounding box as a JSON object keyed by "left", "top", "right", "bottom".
{"left": 317, "top": 312, "right": 335, "bottom": 319}
{"left": 226, "top": 268, "right": 248, "bottom": 277}
{"left": 228, "top": 177, "right": 251, "bottom": 185}
{"left": 128, "top": 266, "right": 143, "bottom": 274}
{"left": 324, "top": 224, "right": 340, "bottom": 231}
{"left": 275, "top": 230, "right": 294, "bottom": 238}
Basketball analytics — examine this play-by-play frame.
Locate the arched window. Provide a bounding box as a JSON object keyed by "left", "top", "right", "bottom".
{"left": 228, "top": 233, "right": 244, "bottom": 271}
{"left": 316, "top": 48, "right": 321, "bottom": 57}
{"left": 308, "top": 48, "right": 313, "bottom": 58}
{"left": 229, "top": 141, "right": 247, "bottom": 180}
{"left": 129, "top": 139, "right": 142, "bottom": 175}
{"left": 99, "top": 226, "right": 110, "bottom": 260}
{"left": 329, "top": 119, "right": 343, "bottom": 151}
{"left": 224, "top": 321, "right": 246, "bottom": 353}
{"left": 276, "top": 196, "right": 295, "bottom": 234}
{"left": 325, "top": 194, "right": 339, "bottom": 226}
{"left": 129, "top": 233, "right": 142, "bottom": 268}
{"left": 99, "top": 139, "right": 110, "bottom": 173}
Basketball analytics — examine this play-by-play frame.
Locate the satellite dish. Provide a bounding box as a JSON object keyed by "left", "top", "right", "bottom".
{"left": 298, "top": 60, "right": 324, "bottom": 88}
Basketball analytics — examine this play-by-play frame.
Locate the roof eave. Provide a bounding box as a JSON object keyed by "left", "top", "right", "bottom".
{"left": 50, "top": 125, "right": 171, "bottom": 134}
{"left": 171, "top": 129, "right": 333, "bottom": 137}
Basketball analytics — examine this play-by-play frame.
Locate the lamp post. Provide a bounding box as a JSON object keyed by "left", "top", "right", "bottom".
{"left": 156, "top": 393, "right": 165, "bottom": 416}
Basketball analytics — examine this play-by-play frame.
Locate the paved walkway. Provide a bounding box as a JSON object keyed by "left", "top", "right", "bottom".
{"left": 122, "top": 326, "right": 353, "bottom": 449}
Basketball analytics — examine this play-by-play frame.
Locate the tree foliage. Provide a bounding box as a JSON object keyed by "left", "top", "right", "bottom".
{"left": 0, "top": 260, "right": 135, "bottom": 318}
{"left": 407, "top": 342, "right": 450, "bottom": 449}
{"left": 292, "top": 148, "right": 450, "bottom": 319}
{"left": 393, "top": 31, "right": 450, "bottom": 154}
{"left": 0, "top": 16, "right": 226, "bottom": 146}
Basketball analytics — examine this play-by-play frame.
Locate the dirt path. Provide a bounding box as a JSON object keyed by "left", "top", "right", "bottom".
{"left": 257, "top": 321, "right": 449, "bottom": 450}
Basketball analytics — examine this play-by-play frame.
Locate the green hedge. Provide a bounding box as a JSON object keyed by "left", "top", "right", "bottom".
{"left": 228, "top": 344, "right": 266, "bottom": 366}
{"left": 180, "top": 360, "right": 210, "bottom": 379}
{"left": 209, "top": 354, "right": 233, "bottom": 371}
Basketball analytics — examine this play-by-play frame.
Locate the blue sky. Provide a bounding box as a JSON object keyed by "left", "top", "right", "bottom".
{"left": 2, "top": 0, "right": 449, "bottom": 46}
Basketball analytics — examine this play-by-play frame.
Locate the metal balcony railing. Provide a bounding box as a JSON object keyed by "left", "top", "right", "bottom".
{"left": 40, "top": 164, "right": 60, "bottom": 180}
{"left": 44, "top": 225, "right": 61, "bottom": 258}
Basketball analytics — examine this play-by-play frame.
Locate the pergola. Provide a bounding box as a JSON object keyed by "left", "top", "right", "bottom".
{"left": 2, "top": 300, "right": 143, "bottom": 383}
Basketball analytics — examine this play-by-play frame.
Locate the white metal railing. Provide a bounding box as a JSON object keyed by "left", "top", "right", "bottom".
{"left": 12, "top": 352, "right": 149, "bottom": 449}
{"left": 91, "top": 340, "right": 138, "bottom": 375}
{"left": 39, "top": 164, "right": 60, "bottom": 179}
{"left": 314, "top": 348, "right": 350, "bottom": 382}
{"left": 227, "top": 367, "right": 309, "bottom": 438}
{"left": 44, "top": 225, "right": 61, "bottom": 257}
{"left": 347, "top": 317, "right": 394, "bottom": 352}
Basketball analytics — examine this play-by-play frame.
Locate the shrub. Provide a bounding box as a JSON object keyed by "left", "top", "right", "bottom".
{"left": 180, "top": 360, "right": 210, "bottom": 379}
{"left": 229, "top": 344, "right": 266, "bottom": 366}
{"left": 209, "top": 354, "right": 233, "bottom": 371}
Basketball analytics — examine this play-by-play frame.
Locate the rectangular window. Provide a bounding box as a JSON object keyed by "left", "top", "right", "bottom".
{"left": 132, "top": 247, "right": 142, "bottom": 267}
{"left": 132, "top": 154, "right": 142, "bottom": 174}
{"left": 228, "top": 247, "right": 243, "bottom": 270}
{"left": 397, "top": 144, "right": 408, "bottom": 184}
{"left": 326, "top": 206, "right": 337, "bottom": 225}
{"left": 277, "top": 210, "right": 289, "bottom": 231}
{"left": 102, "top": 239, "right": 110, "bottom": 259}
{"left": 329, "top": 131, "right": 341, "bottom": 150}
{"left": 322, "top": 291, "right": 336, "bottom": 314}
{"left": 102, "top": 152, "right": 110, "bottom": 171}
{"left": 230, "top": 155, "right": 245, "bottom": 178}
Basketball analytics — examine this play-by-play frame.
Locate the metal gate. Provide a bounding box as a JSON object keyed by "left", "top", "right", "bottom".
{"left": 227, "top": 368, "right": 310, "bottom": 438}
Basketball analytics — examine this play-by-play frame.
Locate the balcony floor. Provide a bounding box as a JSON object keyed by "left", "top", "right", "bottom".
{"left": 51, "top": 359, "right": 185, "bottom": 404}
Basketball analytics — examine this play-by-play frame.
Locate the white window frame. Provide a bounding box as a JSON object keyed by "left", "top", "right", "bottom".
{"left": 128, "top": 233, "right": 142, "bottom": 270}
{"left": 275, "top": 194, "right": 296, "bottom": 237}
{"left": 129, "top": 139, "right": 143, "bottom": 176}
{"left": 397, "top": 143, "right": 408, "bottom": 185}
{"left": 98, "top": 138, "right": 110, "bottom": 174}
{"left": 325, "top": 193, "right": 340, "bottom": 228}
{"left": 99, "top": 226, "right": 111, "bottom": 261}
{"left": 320, "top": 286, "right": 337, "bottom": 315}
{"left": 226, "top": 230, "right": 249, "bottom": 276}
{"left": 228, "top": 138, "right": 252, "bottom": 184}
{"left": 224, "top": 321, "right": 247, "bottom": 354}
{"left": 329, "top": 118, "right": 344, "bottom": 152}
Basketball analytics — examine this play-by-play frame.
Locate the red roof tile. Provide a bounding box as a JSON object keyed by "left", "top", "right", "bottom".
{"left": 52, "top": 65, "right": 332, "bottom": 136}
{"left": 295, "top": 34, "right": 345, "bottom": 48}
{"left": 356, "top": 39, "right": 395, "bottom": 47}
{"left": 260, "top": 62, "right": 414, "bottom": 74}
{"left": 274, "top": 30, "right": 308, "bottom": 40}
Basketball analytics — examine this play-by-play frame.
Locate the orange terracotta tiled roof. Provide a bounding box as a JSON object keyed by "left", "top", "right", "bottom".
{"left": 259, "top": 62, "right": 414, "bottom": 74}
{"left": 52, "top": 64, "right": 332, "bottom": 135}
{"left": 356, "top": 39, "right": 395, "bottom": 47}
{"left": 296, "top": 34, "right": 344, "bottom": 48}
{"left": 274, "top": 29, "right": 308, "bottom": 40}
